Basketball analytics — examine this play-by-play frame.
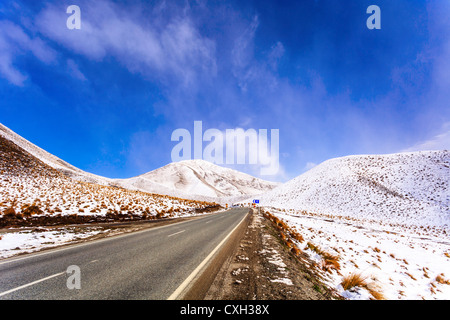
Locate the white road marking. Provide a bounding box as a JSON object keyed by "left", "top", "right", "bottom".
{"left": 0, "top": 211, "right": 227, "bottom": 267}
{"left": 167, "top": 210, "right": 248, "bottom": 300}
{"left": 167, "top": 230, "right": 185, "bottom": 237}
{"left": 0, "top": 272, "right": 65, "bottom": 298}
{"left": 0, "top": 209, "right": 236, "bottom": 299}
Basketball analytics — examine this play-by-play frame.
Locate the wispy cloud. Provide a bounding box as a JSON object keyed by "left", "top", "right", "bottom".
{"left": 0, "top": 20, "right": 57, "bottom": 86}
{"left": 66, "top": 59, "right": 86, "bottom": 81}
{"left": 402, "top": 122, "right": 450, "bottom": 152}
{"left": 230, "top": 15, "right": 284, "bottom": 92}
{"left": 1, "top": 0, "right": 449, "bottom": 181}
{"left": 34, "top": 0, "right": 216, "bottom": 87}
{"left": 303, "top": 162, "right": 317, "bottom": 172}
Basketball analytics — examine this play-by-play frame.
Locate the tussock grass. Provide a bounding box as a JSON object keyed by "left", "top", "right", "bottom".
{"left": 306, "top": 242, "right": 341, "bottom": 272}
{"left": 262, "top": 210, "right": 305, "bottom": 260}
{"left": 0, "top": 133, "right": 221, "bottom": 228}
{"left": 341, "top": 272, "right": 385, "bottom": 300}
{"left": 435, "top": 274, "right": 450, "bottom": 285}
{"left": 262, "top": 209, "right": 340, "bottom": 274}
{"left": 341, "top": 272, "right": 368, "bottom": 291}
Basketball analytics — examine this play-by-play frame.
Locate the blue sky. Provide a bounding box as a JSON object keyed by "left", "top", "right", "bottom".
{"left": 1, "top": 0, "right": 449, "bottom": 182}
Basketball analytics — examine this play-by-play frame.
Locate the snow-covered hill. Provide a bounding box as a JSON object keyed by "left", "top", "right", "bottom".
{"left": 254, "top": 151, "right": 449, "bottom": 228}
{"left": 255, "top": 152, "right": 450, "bottom": 300}
{"left": 0, "top": 123, "right": 278, "bottom": 203}
{"left": 0, "top": 133, "right": 218, "bottom": 222}
{"left": 133, "top": 159, "right": 279, "bottom": 199}
{"left": 0, "top": 123, "right": 114, "bottom": 186}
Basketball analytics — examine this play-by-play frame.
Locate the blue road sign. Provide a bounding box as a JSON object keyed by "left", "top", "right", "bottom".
{"left": 253, "top": 199, "right": 259, "bottom": 204}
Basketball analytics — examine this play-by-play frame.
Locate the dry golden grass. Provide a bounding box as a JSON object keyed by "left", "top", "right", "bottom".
{"left": 366, "top": 285, "right": 386, "bottom": 300}
{"left": 262, "top": 210, "right": 342, "bottom": 274}
{"left": 290, "top": 246, "right": 301, "bottom": 255}
{"left": 262, "top": 210, "right": 306, "bottom": 260}
{"left": 306, "top": 241, "right": 341, "bottom": 272}
{"left": 341, "top": 272, "right": 385, "bottom": 300}
{"left": 435, "top": 274, "right": 450, "bottom": 285}
{"left": 1, "top": 134, "right": 219, "bottom": 223}
{"left": 341, "top": 272, "right": 368, "bottom": 291}
{"left": 405, "top": 272, "right": 417, "bottom": 281}
{"left": 2, "top": 207, "right": 16, "bottom": 217}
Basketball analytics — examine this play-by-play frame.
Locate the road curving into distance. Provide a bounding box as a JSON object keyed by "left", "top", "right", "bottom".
{"left": 0, "top": 207, "right": 249, "bottom": 300}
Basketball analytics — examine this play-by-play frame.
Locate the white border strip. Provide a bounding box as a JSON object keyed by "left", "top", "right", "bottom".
{"left": 167, "top": 210, "right": 248, "bottom": 300}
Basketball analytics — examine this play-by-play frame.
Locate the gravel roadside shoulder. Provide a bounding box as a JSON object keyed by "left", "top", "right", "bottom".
{"left": 205, "top": 209, "right": 336, "bottom": 300}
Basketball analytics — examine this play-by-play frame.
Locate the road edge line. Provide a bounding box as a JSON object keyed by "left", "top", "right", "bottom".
{"left": 167, "top": 209, "right": 249, "bottom": 300}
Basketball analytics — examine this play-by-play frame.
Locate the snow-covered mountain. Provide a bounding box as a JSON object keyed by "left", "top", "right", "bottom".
{"left": 129, "top": 159, "right": 279, "bottom": 199}
{"left": 253, "top": 151, "right": 449, "bottom": 228}
{"left": 0, "top": 123, "right": 278, "bottom": 202}
{"left": 0, "top": 132, "right": 217, "bottom": 222}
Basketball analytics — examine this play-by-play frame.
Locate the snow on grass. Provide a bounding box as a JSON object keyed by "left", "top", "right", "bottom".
{"left": 270, "top": 209, "right": 450, "bottom": 300}
{"left": 0, "top": 227, "right": 109, "bottom": 259}
{"left": 256, "top": 151, "right": 449, "bottom": 230}
{"left": 251, "top": 151, "right": 450, "bottom": 299}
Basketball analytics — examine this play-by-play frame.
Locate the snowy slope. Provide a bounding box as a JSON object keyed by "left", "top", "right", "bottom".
{"left": 254, "top": 152, "right": 450, "bottom": 300}
{"left": 0, "top": 123, "right": 114, "bottom": 185}
{"left": 255, "top": 151, "right": 449, "bottom": 228}
{"left": 0, "top": 123, "right": 278, "bottom": 202}
{"left": 0, "top": 133, "right": 217, "bottom": 220}
{"left": 134, "top": 159, "right": 280, "bottom": 198}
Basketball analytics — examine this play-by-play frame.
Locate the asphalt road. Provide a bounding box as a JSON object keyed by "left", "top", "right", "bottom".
{"left": 0, "top": 207, "right": 249, "bottom": 300}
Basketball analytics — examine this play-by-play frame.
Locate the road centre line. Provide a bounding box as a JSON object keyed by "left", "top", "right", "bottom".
{"left": 167, "top": 230, "right": 185, "bottom": 237}
{"left": 0, "top": 272, "right": 65, "bottom": 298}
{"left": 0, "top": 211, "right": 227, "bottom": 267}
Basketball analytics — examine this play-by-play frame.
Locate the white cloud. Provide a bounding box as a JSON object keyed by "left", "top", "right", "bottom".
{"left": 0, "top": 51, "right": 27, "bottom": 86}
{"left": 268, "top": 41, "right": 285, "bottom": 71}
{"left": 66, "top": 59, "right": 86, "bottom": 81}
{"left": 206, "top": 126, "right": 283, "bottom": 179}
{"left": 126, "top": 130, "right": 155, "bottom": 173}
{"left": 231, "top": 15, "right": 259, "bottom": 70}
{"left": 399, "top": 3, "right": 450, "bottom": 154}
{"left": 230, "top": 14, "right": 285, "bottom": 93}
{"left": 0, "top": 20, "right": 57, "bottom": 86}
{"left": 304, "top": 162, "right": 317, "bottom": 171}
{"left": 402, "top": 123, "right": 450, "bottom": 152}
{"left": 34, "top": 0, "right": 216, "bottom": 87}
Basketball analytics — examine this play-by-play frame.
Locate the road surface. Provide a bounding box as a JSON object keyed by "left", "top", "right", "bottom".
{"left": 0, "top": 207, "right": 249, "bottom": 300}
